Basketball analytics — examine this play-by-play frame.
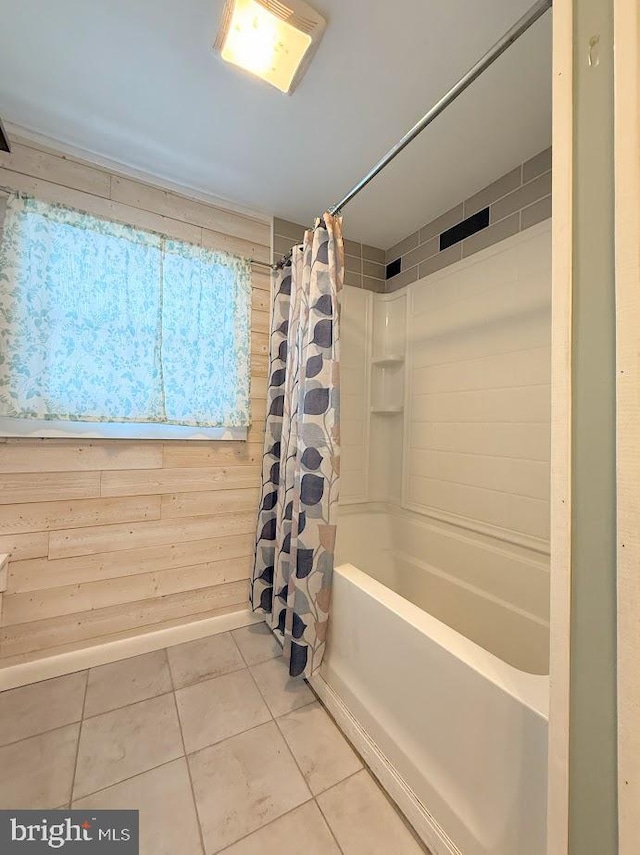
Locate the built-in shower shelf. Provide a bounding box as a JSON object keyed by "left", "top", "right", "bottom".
{"left": 372, "top": 355, "right": 404, "bottom": 367}
{"left": 371, "top": 406, "right": 404, "bottom": 415}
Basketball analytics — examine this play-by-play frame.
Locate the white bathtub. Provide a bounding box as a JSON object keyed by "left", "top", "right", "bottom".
{"left": 311, "top": 506, "right": 549, "bottom": 855}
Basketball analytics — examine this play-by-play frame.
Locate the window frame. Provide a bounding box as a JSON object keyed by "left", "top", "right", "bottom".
{"left": 0, "top": 416, "right": 247, "bottom": 441}
{"left": 0, "top": 193, "right": 253, "bottom": 441}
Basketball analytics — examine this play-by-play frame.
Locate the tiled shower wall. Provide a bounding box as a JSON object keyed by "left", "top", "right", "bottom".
{"left": 273, "top": 218, "right": 386, "bottom": 292}
{"left": 385, "top": 147, "right": 552, "bottom": 292}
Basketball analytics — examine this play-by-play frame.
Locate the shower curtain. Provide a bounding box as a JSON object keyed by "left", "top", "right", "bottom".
{"left": 251, "top": 214, "right": 343, "bottom": 678}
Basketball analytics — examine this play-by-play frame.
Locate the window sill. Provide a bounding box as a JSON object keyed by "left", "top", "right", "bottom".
{"left": 0, "top": 418, "right": 248, "bottom": 442}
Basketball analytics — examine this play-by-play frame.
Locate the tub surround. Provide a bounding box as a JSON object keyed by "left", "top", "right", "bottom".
{"left": 338, "top": 222, "right": 552, "bottom": 646}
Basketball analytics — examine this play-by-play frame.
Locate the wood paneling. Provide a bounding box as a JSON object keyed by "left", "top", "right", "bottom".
{"left": 251, "top": 310, "right": 270, "bottom": 335}
{"left": 251, "top": 333, "right": 269, "bottom": 356}
{"left": 0, "top": 440, "right": 163, "bottom": 473}
{"left": 251, "top": 268, "right": 272, "bottom": 292}
{"left": 0, "top": 472, "right": 101, "bottom": 505}
{"left": 101, "top": 466, "right": 262, "bottom": 498}
{"left": 110, "top": 176, "right": 266, "bottom": 245}
{"left": 0, "top": 581, "right": 249, "bottom": 657}
{"left": 161, "top": 488, "right": 259, "bottom": 519}
{"left": 10, "top": 532, "right": 254, "bottom": 593}
{"left": 162, "top": 442, "right": 262, "bottom": 469}
{"left": 0, "top": 532, "right": 49, "bottom": 561}
{"left": 49, "top": 512, "right": 255, "bottom": 559}
{"left": 0, "top": 496, "right": 161, "bottom": 536}
{"left": 0, "top": 602, "right": 249, "bottom": 670}
{"left": 0, "top": 143, "right": 111, "bottom": 198}
{"left": 3, "top": 557, "right": 252, "bottom": 625}
{"left": 0, "top": 137, "right": 270, "bottom": 659}
{"left": 202, "top": 227, "right": 270, "bottom": 265}
{"left": 0, "top": 167, "right": 202, "bottom": 245}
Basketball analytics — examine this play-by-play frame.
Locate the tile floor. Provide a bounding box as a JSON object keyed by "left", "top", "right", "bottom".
{"left": 0, "top": 623, "right": 428, "bottom": 855}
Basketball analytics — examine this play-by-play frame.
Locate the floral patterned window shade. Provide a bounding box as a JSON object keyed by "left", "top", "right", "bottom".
{"left": 0, "top": 194, "right": 251, "bottom": 428}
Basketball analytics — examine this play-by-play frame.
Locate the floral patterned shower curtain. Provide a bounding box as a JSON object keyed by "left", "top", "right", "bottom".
{"left": 251, "top": 214, "right": 343, "bottom": 678}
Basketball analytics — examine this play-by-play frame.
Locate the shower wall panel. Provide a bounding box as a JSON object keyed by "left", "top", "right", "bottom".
{"left": 340, "top": 286, "right": 371, "bottom": 502}
{"left": 404, "top": 222, "right": 552, "bottom": 549}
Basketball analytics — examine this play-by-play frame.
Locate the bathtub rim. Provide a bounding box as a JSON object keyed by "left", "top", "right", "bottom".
{"left": 333, "top": 561, "right": 549, "bottom": 721}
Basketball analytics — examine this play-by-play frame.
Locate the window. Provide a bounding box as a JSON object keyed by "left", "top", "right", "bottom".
{"left": 0, "top": 193, "right": 252, "bottom": 439}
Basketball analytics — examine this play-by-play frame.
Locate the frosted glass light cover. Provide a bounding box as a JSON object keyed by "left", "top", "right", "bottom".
{"left": 215, "top": 0, "right": 325, "bottom": 94}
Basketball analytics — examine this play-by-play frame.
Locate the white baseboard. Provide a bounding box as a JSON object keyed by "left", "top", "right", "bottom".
{"left": 309, "top": 673, "right": 461, "bottom": 855}
{"left": 0, "top": 608, "right": 262, "bottom": 692}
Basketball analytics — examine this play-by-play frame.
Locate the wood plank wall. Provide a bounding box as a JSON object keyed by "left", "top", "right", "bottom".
{"left": 0, "top": 137, "right": 271, "bottom": 663}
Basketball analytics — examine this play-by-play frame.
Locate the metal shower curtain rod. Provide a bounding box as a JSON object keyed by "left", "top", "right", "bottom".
{"left": 261, "top": 0, "right": 552, "bottom": 272}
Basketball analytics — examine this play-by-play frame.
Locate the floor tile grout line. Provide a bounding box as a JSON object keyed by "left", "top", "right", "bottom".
{"left": 313, "top": 796, "right": 347, "bottom": 855}
{"left": 164, "top": 646, "right": 177, "bottom": 695}
{"left": 272, "top": 692, "right": 365, "bottom": 799}
{"left": 305, "top": 680, "right": 369, "bottom": 773}
{"left": 230, "top": 626, "right": 284, "bottom": 671}
{"left": 227, "top": 628, "right": 248, "bottom": 667}
{"left": 274, "top": 698, "right": 318, "bottom": 721}
{"left": 80, "top": 687, "right": 176, "bottom": 724}
{"left": 168, "top": 675, "right": 207, "bottom": 855}
{"left": 183, "top": 714, "right": 275, "bottom": 763}
{"left": 212, "top": 795, "right": 316, "bottom": 855}
{"left": 0, "top": 717, "right": 86, "bottom": 751}
{"left": 272, "top": 701, "right": 314, "bottom": 794}
{"left": 70, "top": 755, "right": 185, "bottom": 804}
{"left": 306, "top": 686, "right": 431, "bottom": 852}
{"left": 314, "top": 766, "right": 429, "bottom": 853}
{"left": 0, "top": 671, "right": 93, "bottom": 751}
{"left": 262, "top": 677, "right": 348, "bottom": 854}
{"left": 244, "top": 657, "right": 314, "bottom": 723}
{"left": 238, "top": 661, "right": 276, "bottom": 723}
{"left": 172, "top": 661, "right": 247, "bottom": 695}
{"left": 70, "top": 746, "right": 186, "bottom": 804}
{"left": 313, "top": 787, "right": 353, "bottom": 855}
{"left": 168, "top": 631, "right": 247, "bottom": 691}
{"left": 69, "top": 669, "right": 90, "bottom": 806}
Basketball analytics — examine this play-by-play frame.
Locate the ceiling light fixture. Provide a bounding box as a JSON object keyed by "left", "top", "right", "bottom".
{"left": 214, "top": 0, "right": 326, "bottom": 95}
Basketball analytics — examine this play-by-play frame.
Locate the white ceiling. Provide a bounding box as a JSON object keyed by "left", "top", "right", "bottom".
{"left": 0, "top": 0, "right": 552, "bottom": 249}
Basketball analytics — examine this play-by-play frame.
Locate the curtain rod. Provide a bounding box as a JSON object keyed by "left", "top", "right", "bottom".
{"left": 273, "top": 0, "right": 553, "bottom": 271}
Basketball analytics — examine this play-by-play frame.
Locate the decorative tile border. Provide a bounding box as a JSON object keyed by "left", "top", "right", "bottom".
{"left": 385, "top": 146, "right": 552, "bottom": 293}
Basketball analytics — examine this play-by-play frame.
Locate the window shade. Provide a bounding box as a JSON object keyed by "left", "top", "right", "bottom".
{"left": 0, "top": 193, "right": 251, "bottom": 427}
